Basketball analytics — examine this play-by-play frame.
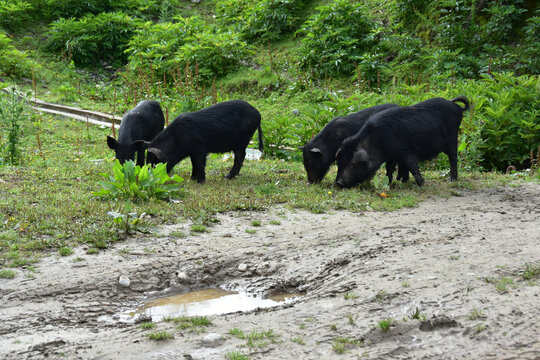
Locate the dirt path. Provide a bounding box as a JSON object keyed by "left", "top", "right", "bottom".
{"left": 1, "top": 183, "right": 539, "bottom": 359}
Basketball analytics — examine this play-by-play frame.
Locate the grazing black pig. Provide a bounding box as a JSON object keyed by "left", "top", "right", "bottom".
{"left": 301, "top": 104, "right": 401, "bottom": 184}
{"left": 335, "top": 96, "right": 469, "bottom": 188}
{"left": 107, "top": 100, "right": 165, "bottom": 166}
{"left": 136, "top": 100, "right": 263, "bottom": 183}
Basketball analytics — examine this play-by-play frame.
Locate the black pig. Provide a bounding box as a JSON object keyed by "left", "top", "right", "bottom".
{"left": 335, "top": 96, "right": 469, "bottom": 188}
{"left": 136, "top": 100, "right": 263, "bottom": 183}
{"left": 301, "top": 104, "right": 401, "bottom": 184}
{"left": 107, "top": 100, "right": 165, "bottom": 166}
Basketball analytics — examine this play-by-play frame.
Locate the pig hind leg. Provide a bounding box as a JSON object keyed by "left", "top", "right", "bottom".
{"left": 226, "top": 149, "right": 246, "bottom": 179}
{"left": 402, "top": 156, "right": 424, "bottom": 186}
{"left": 444, "top": 142, "right": 458, "bottom": 181}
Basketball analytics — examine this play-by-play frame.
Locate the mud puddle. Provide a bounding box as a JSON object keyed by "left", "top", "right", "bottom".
{"left": 105, "top": 288, "right": 304, "bottom": 322}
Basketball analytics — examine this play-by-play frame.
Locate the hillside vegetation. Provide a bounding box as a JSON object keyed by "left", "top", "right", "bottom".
{"left": 1, "top": 0, "right": 539, "bottom": 171}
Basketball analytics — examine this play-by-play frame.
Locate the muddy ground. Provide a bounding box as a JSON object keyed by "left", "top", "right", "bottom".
{"left": 1, "top": 182, "right": 539, "bottom": 359}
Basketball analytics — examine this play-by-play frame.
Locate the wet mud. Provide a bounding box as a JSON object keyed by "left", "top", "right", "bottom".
{"left": 1, "top": 183, "right": 539, "bottom": 359}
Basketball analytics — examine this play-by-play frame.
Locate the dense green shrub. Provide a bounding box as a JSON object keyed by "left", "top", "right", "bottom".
{"left": 0, "top": 0, "right": 32, "bottom": 30}
{"left": 215, "top": 0, "right": 309, "bottom": 42}
{"left": 126, "top": 16, "right": 253, "bottom": 83}
{"left": 0, "top": 90, "right": 27, "bottom": 165}
{"left": 0, "top": 32, "right": 37, "bottom": 78}
{"left": 43, "top": 0, "right": 157, "bottom": 20}
{"left": 473, "top": 73, "right": 539, "bottom": 171}
{"left": 296, "top": 0, "right": 377, "bottom": 77}
{"left": 45, "top": 12, "right": 141, "bottom": 67}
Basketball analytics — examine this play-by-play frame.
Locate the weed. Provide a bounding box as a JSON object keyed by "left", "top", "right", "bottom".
{"left": 475, "top": 324, "right": 486, "bottom": 333}
{"left": 291, "top": 337, "right": 305, "bottom": 345}
{"left": 244, "top": 329, "right": 280, "bottom": 349}
{"left": 146, "top": 331, "right": 173, "bottom": 340}
{"left": 408, "top": 308, "right": 426, "bottom": 321}
{"left": 0, "top": 269, "right": 16, "bottom": 279}
{"left": 229, "top": 328, "right": 245, "bottom": 339}
{"left": 468, "top": 308, "right": 486, "bottom": 320}
{"left": 94, "top": 160, "right": 184, "bottom": 201}
{"left": 377, "top": 318, "right": 393, "bottom": 332}
{"left": 164, "top": 316, "right": 211, "bottom": 333}
{"left": 86, "top": 248, "right": 99, "bottom": 255}
{"left": 343, "top": 292, "right": 359, "bottom": 300}
{"left": 140, "top": 322, "right": 156, "bottom": 330}
{"left": 250, "top": 220, "right": 261, "bottom": 227}
{"left": 521, "top": 262, "right": 540, "bottom": 281}
{"left": 58, "top": 246, "right": 73, "bottom": 256}
{"left": 495, "top": 277, "right": 514, "bottom": 293}
{"left": 245, "top": 229, "right": 257, "bottom": 234}
{"left": 225, "top": 351, "right": 249, "bottom": 360}
{"left": 332, "top": 337, "right": 361, "bottom": 354}
{"left": 401, "top": 281, "right": 410, "bottom": 287}
{"left": 329, "top": 324, "right": 337, "bottom": 331}
{"left": 449, "top": 255, "right": 460, "bottom": 260}
{"left": 190, "top": 224, "right": 208, "bottom": 233}
{"left": 374, "top": 290, "right": 387, "bottom": 302}
{"left": 169, "top": 230, "right": 187, "bottom": 238}
{"left": 269, "top": 220, "right": 281, "bottom": 225}
{"left": 347, "top": 314, "right": 357, "bottom": 325}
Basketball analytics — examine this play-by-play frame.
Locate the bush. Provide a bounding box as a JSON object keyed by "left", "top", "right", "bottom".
{"left": 42, "top": 0, "right": 157, "bottom": 20}
{"left": 296, "top": 0, "right": 377, "bottom": 77}
{"left": 0, "top": 32, "right": 37, "bottom": 78}
{"left": 0, "top": 90, "right": 27, "bottom": 165}
{"left": 220, "top": 0, "right": 309, "bottom": 43}
{"left": 0, "top": 0, "right": 32, "bottom": 30}
{"left": 45, "top": 12, "right": 142, "bottom": 68}
{"left": 126, "top": 16, "right": 253, "bottom": 83}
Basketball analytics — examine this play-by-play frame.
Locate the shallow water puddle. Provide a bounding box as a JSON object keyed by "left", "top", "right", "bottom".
{"left": 122, "top": 288, "right": 303, "bottom": 322}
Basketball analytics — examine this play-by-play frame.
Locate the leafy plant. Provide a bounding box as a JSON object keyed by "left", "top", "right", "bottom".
{"left": 297, "top": 0, "right": 377, "bottom": 77}
{"left": 146, "top": 330, "right": 173, "bottom": 340}
{"left": 46, "top": 12, "right": 142, "bottom": 68}
{"left": 94, "top": 160, "right": 184, "bottom": 201}
{"left": 0, "top": 90, "right": 28, "bottom": 165}
{"left": 0, "top": 269, "right": 15, "bottom": 279}
{"left": 0, "top": 33, "right": 38, "bottom": 78}
{"left": 377, "top": 318, "right": 393, "bottom": 332}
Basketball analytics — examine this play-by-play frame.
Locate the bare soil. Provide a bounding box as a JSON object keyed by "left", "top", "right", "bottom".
{"left": 1, "top": 183, "right": 539, "bottom": 359}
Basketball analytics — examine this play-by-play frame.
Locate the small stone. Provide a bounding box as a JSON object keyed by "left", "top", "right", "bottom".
{"left": 118, "top": 275, "right": 130, "bottom": 287}
{"left": 291, "top": 109, "right": 300, "bottom": 116}
{"left": 238, "top": 263, "right": 248, "bottom": 272}
{"left": 201, "top": 333, "right": 223, "bottom": 347}
{"left": 177, "top": 272, "right": 189, "bottom": 281}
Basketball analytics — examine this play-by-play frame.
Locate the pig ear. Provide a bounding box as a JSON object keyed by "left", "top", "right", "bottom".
{"left": 133, "top": 140, "right": 151, "bottom": 151}
{"left": 147, "top": 147, "right": 164, "bottom": 162}
{"left": 107, "top": 136, "right": 118, "bottom": 150}
{"left": 352, "top": 149, "right": 369, "bottom": 164}
{"left": 310, "top": 147, "right": 323, "bottom": 156}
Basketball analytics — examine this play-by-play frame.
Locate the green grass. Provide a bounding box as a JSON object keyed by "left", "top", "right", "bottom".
{"left": 377, "top": 318, "right": 393, "bottom": 332}
{"left": 146, "top": 330, "right": 173, "bottom": 340}
{"left": 0, "top": 99, "right": 531, "bottom": 268}
{"left": 0, "top": 269, "right": 16, "bottom": 279}
{"left": 162, "top": 315, "right": 211, "bottom": 333}
{"left": 225, "top": 351, "right": 250, "bottom": 360}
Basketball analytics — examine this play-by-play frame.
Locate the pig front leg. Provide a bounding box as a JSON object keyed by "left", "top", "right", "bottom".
{"left": 190, "top": 154, "right": 207, "bottom": 183}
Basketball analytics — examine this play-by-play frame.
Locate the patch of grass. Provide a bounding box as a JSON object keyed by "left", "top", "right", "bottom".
{"left": 343, "top": 291, "right": 359, "bottom": 300}
{"left": 401, "top": 281, "right": 410, "bottom": 287}
{"left": 475, "top": 324, "right": 486, "bottom": 333}
{"left": 521, "top": 262, "right": 540, "bottom": 281}
{"left": 229, "top": 328, "right": 245, "bottom": 339}
{"left": 250, "top": 220, "right": 261, "bottom": 227}
{"left": 291, "top": 337, "right": 305, "bottom": 345}
{"left": 332, "top": 337, "right": 361, "bottom": 354}
{"left": 190, "top": 224, "right": 208, "bottom": 233}
{"left": 58, "top": 246, "right": 73, "bottom": 256}
{"left": 244, "top": 329, "right": 280, "bottom": 349}
{"left": 245, "top": 229, "right": 257, "bottom": 234}
{"left": 225, "top": 351, "right": 249, "bottom": 360}
{"left": 140, "top": 322, "right": 156, "bottom": 330}
{"left": 169, "top": 230, "right": 187, "bottom": 238}
{"left": 0, "top": 269, "right": 16, "bottom": 279}
{"left": 163, "top": 315, "right": 211, "bottom": 333}
{"left": 468, "top": 308, "right": 486, "bottom": 320}
{"left": 146, "top": 330, "right": 173, "bottom": 340}
{"left": 86, "top": 248, "right": 99, "bottom": 255}
{"left": 377, "top": 318, "right": 393, "bottom": 332}
{"left": 408, "top": 308, "right": 426, "bottom": 321}
{"left": 346, "top": 314, "right": 357, "bottom": 325}
{"left": 495, "top": 277, "right": 514, "bottom": 293}
{"left": 269, "top": 220, "right": 281, "bottom": 225}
